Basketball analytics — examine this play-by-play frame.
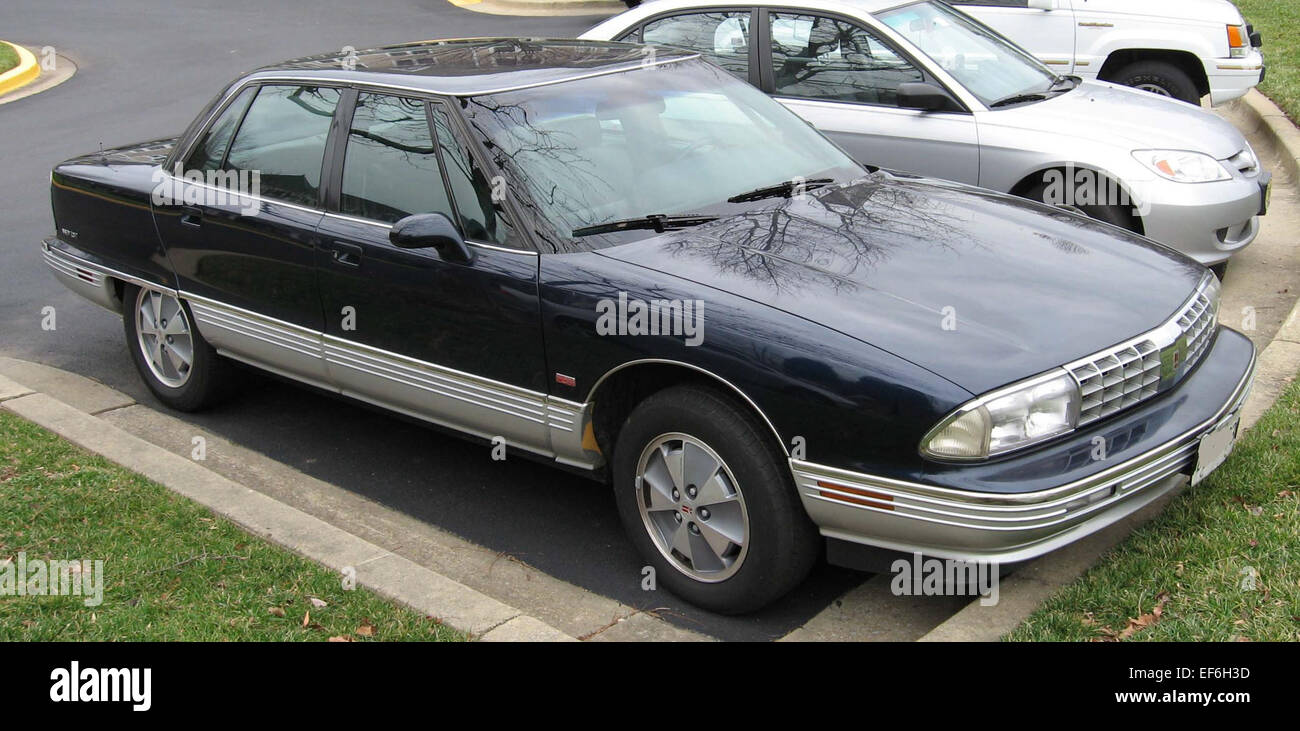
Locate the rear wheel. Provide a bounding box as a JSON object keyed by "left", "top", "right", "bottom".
{"left": 122, "top": 284, "right": 233, "bottom": 411}
{"left": 611, "top": 384, "right": 819, "bottom": 613}
{"left": 1110, "top": 60, "right": 1201, "bottom": 105}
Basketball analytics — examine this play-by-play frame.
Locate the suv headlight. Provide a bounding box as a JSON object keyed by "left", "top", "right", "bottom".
{"left": 1133, "top": 150, "right": 1232, "bottom": 183}
{"left": 921, "top": 371, "right": 1081, "bottom": 460}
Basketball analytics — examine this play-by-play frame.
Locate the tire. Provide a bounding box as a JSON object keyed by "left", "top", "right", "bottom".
{"left": 1110, "top": 60, "right": 1201, "bottom": 105}
{"left": 122, "top": 283, "right": 233, "bottom": 411}
{"left": 611, "top": 384, "right": 819, "bottom": 614}
{"left": 1023, "top": 181, "right": 1142, "bottom": 235}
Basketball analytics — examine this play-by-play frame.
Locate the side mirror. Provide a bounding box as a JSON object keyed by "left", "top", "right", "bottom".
{"left": 1027, "top": 0, "right": 1056, "bottom": 10}
{"left": 896, "top": 82, "right": 961, "bottom": 113}
{"left": 390, "top": 213, "right": 474, "bottom": 264}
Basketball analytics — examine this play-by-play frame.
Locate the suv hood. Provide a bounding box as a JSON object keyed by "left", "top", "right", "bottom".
{"left": 985, "top": 81, "right": 1246, "bottom": 159}
{"left": 597, "top": 173, "right": 1208, "bottom": 395}
{"left": 1082, "top": 0, "right": 1244, "bottom": 25}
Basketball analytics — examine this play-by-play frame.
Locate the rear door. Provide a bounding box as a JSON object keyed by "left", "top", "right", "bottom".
{"left": 761, "top": 9, "right": 981, "bottom": 183}
{"left": 948, "top": 0, "right": 1077, "bottom": 74}
{"left": 314, "top": 91, "right": 551, "bottom": 454}
{"left": 156, "top": 82, "right": 341, "bottom": 386}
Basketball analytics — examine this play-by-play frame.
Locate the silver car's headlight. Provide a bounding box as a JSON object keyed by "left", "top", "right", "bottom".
{"left": 921, "top": 371, "right": 1081, "bottom": 460}
{"left": 1133, "top": 150, "right": 1232, "bottom": 183}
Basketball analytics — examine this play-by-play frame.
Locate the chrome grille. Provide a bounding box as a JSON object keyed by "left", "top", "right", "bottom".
{"left": 1067, "top": 275, "right": 1219, "bottom": 426}
{"left": 1177, "top": 288, "right": 1217, "bottom": 370}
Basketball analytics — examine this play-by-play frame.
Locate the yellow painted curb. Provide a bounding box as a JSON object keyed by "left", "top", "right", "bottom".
{"left": 0, "top": 41, "right": 39, "bottom": 97}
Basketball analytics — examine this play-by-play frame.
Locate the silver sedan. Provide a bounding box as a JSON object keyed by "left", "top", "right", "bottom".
{"left": 583, "top": 0, "right": 1271, "bottom": 269}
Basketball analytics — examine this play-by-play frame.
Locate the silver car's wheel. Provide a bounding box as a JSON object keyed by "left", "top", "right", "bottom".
{"left": 635, "top": 432, "right": 749, "bottom": 582}
{"left": 134, "top": 288, "right": 194, "bottom": 388}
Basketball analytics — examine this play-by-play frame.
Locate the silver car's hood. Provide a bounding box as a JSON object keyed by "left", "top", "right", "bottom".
{"left": 983, "top": 81, "right": 1245, "bottom": 159}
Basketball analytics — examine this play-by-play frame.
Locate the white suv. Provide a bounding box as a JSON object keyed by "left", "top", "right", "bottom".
{"left": 948, "top": 0, "right": 1265, "bottom": 106}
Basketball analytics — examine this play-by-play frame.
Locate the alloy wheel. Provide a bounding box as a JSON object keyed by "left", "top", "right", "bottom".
{"left": 635, "top": 433, "right": 749, "bottom": 582}
{"left": 135, "top": 289, "right": 194, "bottom": 388}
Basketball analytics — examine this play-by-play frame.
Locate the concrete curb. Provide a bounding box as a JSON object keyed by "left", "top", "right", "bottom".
{"left": 0, "top": 377, "right": 576, "bottom": 642}
{"left": 0, "top": 41, "right": 39, "bottom": 97}
{"left": 914, "top": 92, "right": 1300, "bottom": 642}
{"left": 447, "top": 0, "right": 624, "bottom": 17}
{"left": 1239, "top": 89, "right": 1300, "bottom": 185}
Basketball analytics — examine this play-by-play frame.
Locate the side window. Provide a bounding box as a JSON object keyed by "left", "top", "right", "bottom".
{"left": 769, "top": 14, "right": 924, "bottom": 105}
{"left": 340, "top": 93, "right": 454, "bottom": 225}
{"left": 641, "top": 11, "right": 751, "bottom": 80}
{"left": 945, "top": 1, "right": 1029, "bottom": 7}
{"left": 224, "top": 85, "right": 340, "bottom": 206}
{"left": 184, "top": 86, "right": 257, "bottom": 172}
{"left": 429, "top": 104, "right": 520, "bottom": 248}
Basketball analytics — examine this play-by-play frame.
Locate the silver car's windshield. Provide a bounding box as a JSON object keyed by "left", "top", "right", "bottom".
{"left": 461, "top": 59, "right": 863, "bottom": 250}
{"left": 878, "top": 1, "right": 1059, "bottom": 107}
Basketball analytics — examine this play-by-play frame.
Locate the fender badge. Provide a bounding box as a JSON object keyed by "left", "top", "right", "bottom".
{"left": 555, "top": 373, "right": 576, "bottom": 387}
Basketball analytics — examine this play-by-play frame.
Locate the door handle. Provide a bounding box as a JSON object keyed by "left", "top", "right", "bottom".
{"left": 180, "top": 206, "right": 203, "bottom": 228}
{"left": 330, "top": 242, "right": 363, "bottom": 267}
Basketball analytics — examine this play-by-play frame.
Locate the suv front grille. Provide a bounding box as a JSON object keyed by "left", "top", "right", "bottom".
{"left": 1067, "top": 275, "right": 1220, "bottom": 426}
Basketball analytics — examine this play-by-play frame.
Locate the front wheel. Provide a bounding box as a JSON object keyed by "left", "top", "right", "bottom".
{"left": 612, "top": 385, "right": 819, "bottom": 614}
{"left": 122, "top": 284, "right": 233, "bottom": 411}
{"left": 1024, "top": 181, "right": 1141, "bottom": 235}
{"left": 1110, "top": 61, "right": 1201, "bottom": 105}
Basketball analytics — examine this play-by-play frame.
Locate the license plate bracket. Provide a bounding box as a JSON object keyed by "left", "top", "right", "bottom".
{"left": 1191, "top": 414, "right": 1240, "bottom": 486}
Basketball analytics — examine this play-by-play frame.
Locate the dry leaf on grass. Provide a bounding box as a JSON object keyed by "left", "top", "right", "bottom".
{"left": 267, "top": 607, "right": 286, "bottom": 618}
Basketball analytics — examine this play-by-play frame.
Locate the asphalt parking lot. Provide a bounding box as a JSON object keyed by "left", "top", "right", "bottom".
{"left": 2, "top": 0, "right": 1297, "bottom": 641}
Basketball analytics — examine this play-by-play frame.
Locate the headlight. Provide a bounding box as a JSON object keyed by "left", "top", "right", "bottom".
{"left": 1227, "top": 24, "right": 1249, "bottom": 58}
{"left": 1133, "top": 150, "right": 1232, "bottom": 183}
{"left": 921, "top": 371, "right": 1081, "bottom": 460}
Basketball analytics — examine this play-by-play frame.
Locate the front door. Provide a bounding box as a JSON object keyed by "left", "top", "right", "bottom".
{"left": 314, "top": 92, "right": 551, "bottom": 455}
{"left": 763, "top": 9, "right": 981, "bottom": 184}
{"left": 948, "top": 0, "right": 1077, "bottom": 74}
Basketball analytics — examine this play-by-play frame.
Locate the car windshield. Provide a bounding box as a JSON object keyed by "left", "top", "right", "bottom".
{"left": 460, "top": 58, "right": 863, "bottom": 251}
{"left": 878, "top": 1, "right": 1060, "bottom": 107}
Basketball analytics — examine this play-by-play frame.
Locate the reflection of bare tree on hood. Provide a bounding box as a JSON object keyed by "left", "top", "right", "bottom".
{"left": 658, "top": 176, "right": 980, "bottom": 294}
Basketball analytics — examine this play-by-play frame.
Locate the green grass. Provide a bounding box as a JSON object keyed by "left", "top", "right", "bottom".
{"left": 1009, "top": 375, "right": 1300, "bottom": 642}
{"left": 0, "top": 42, "right": 18, "bottom": 76}
{"left": 1236, "top": 0, "right": 1300, "bottom": 122}
{"left": 0, "top": 410, "right": 464, "bottom": 641}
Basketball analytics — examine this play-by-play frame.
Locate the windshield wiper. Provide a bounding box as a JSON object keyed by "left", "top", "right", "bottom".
{"left": 727, "top": 178, "right": 834, "bottom": 203}
{"left": 571, "top": 213, "right": 718, "bottom": 238}
{"left": 988, "top": 92, "right": 1050, "bottom": 108}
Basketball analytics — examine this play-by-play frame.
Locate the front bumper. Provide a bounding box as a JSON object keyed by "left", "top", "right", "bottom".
{"left": 791, "top": 327, "right": 1256, "bottom": 564}
{"left": 1137, "top": 171, "right": 1266, "bottom": 266}
{"left": 1206, "top": 49, "right": 1265, "bottom": 106}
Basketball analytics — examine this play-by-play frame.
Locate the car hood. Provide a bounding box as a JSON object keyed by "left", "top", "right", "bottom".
{"left": 984, "top": 81, "right": 1246, "bottom": 159}
{"left": 596, "top": 173, "right": 1208, "bottom": 395}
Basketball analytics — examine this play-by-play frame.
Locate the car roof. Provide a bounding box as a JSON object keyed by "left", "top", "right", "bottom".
{"left": 248, "top": 38, "right": 700, "bottom": 96}
{"left": 596, "top": 0, "right": 914, "bottom": 15}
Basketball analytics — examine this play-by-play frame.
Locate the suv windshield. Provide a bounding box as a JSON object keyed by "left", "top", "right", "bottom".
{"left": 878, "top": 1, "right": 1061, "bottom": 107}
{"left": 460, "top": 58, "right": 863, "bottom": 251}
